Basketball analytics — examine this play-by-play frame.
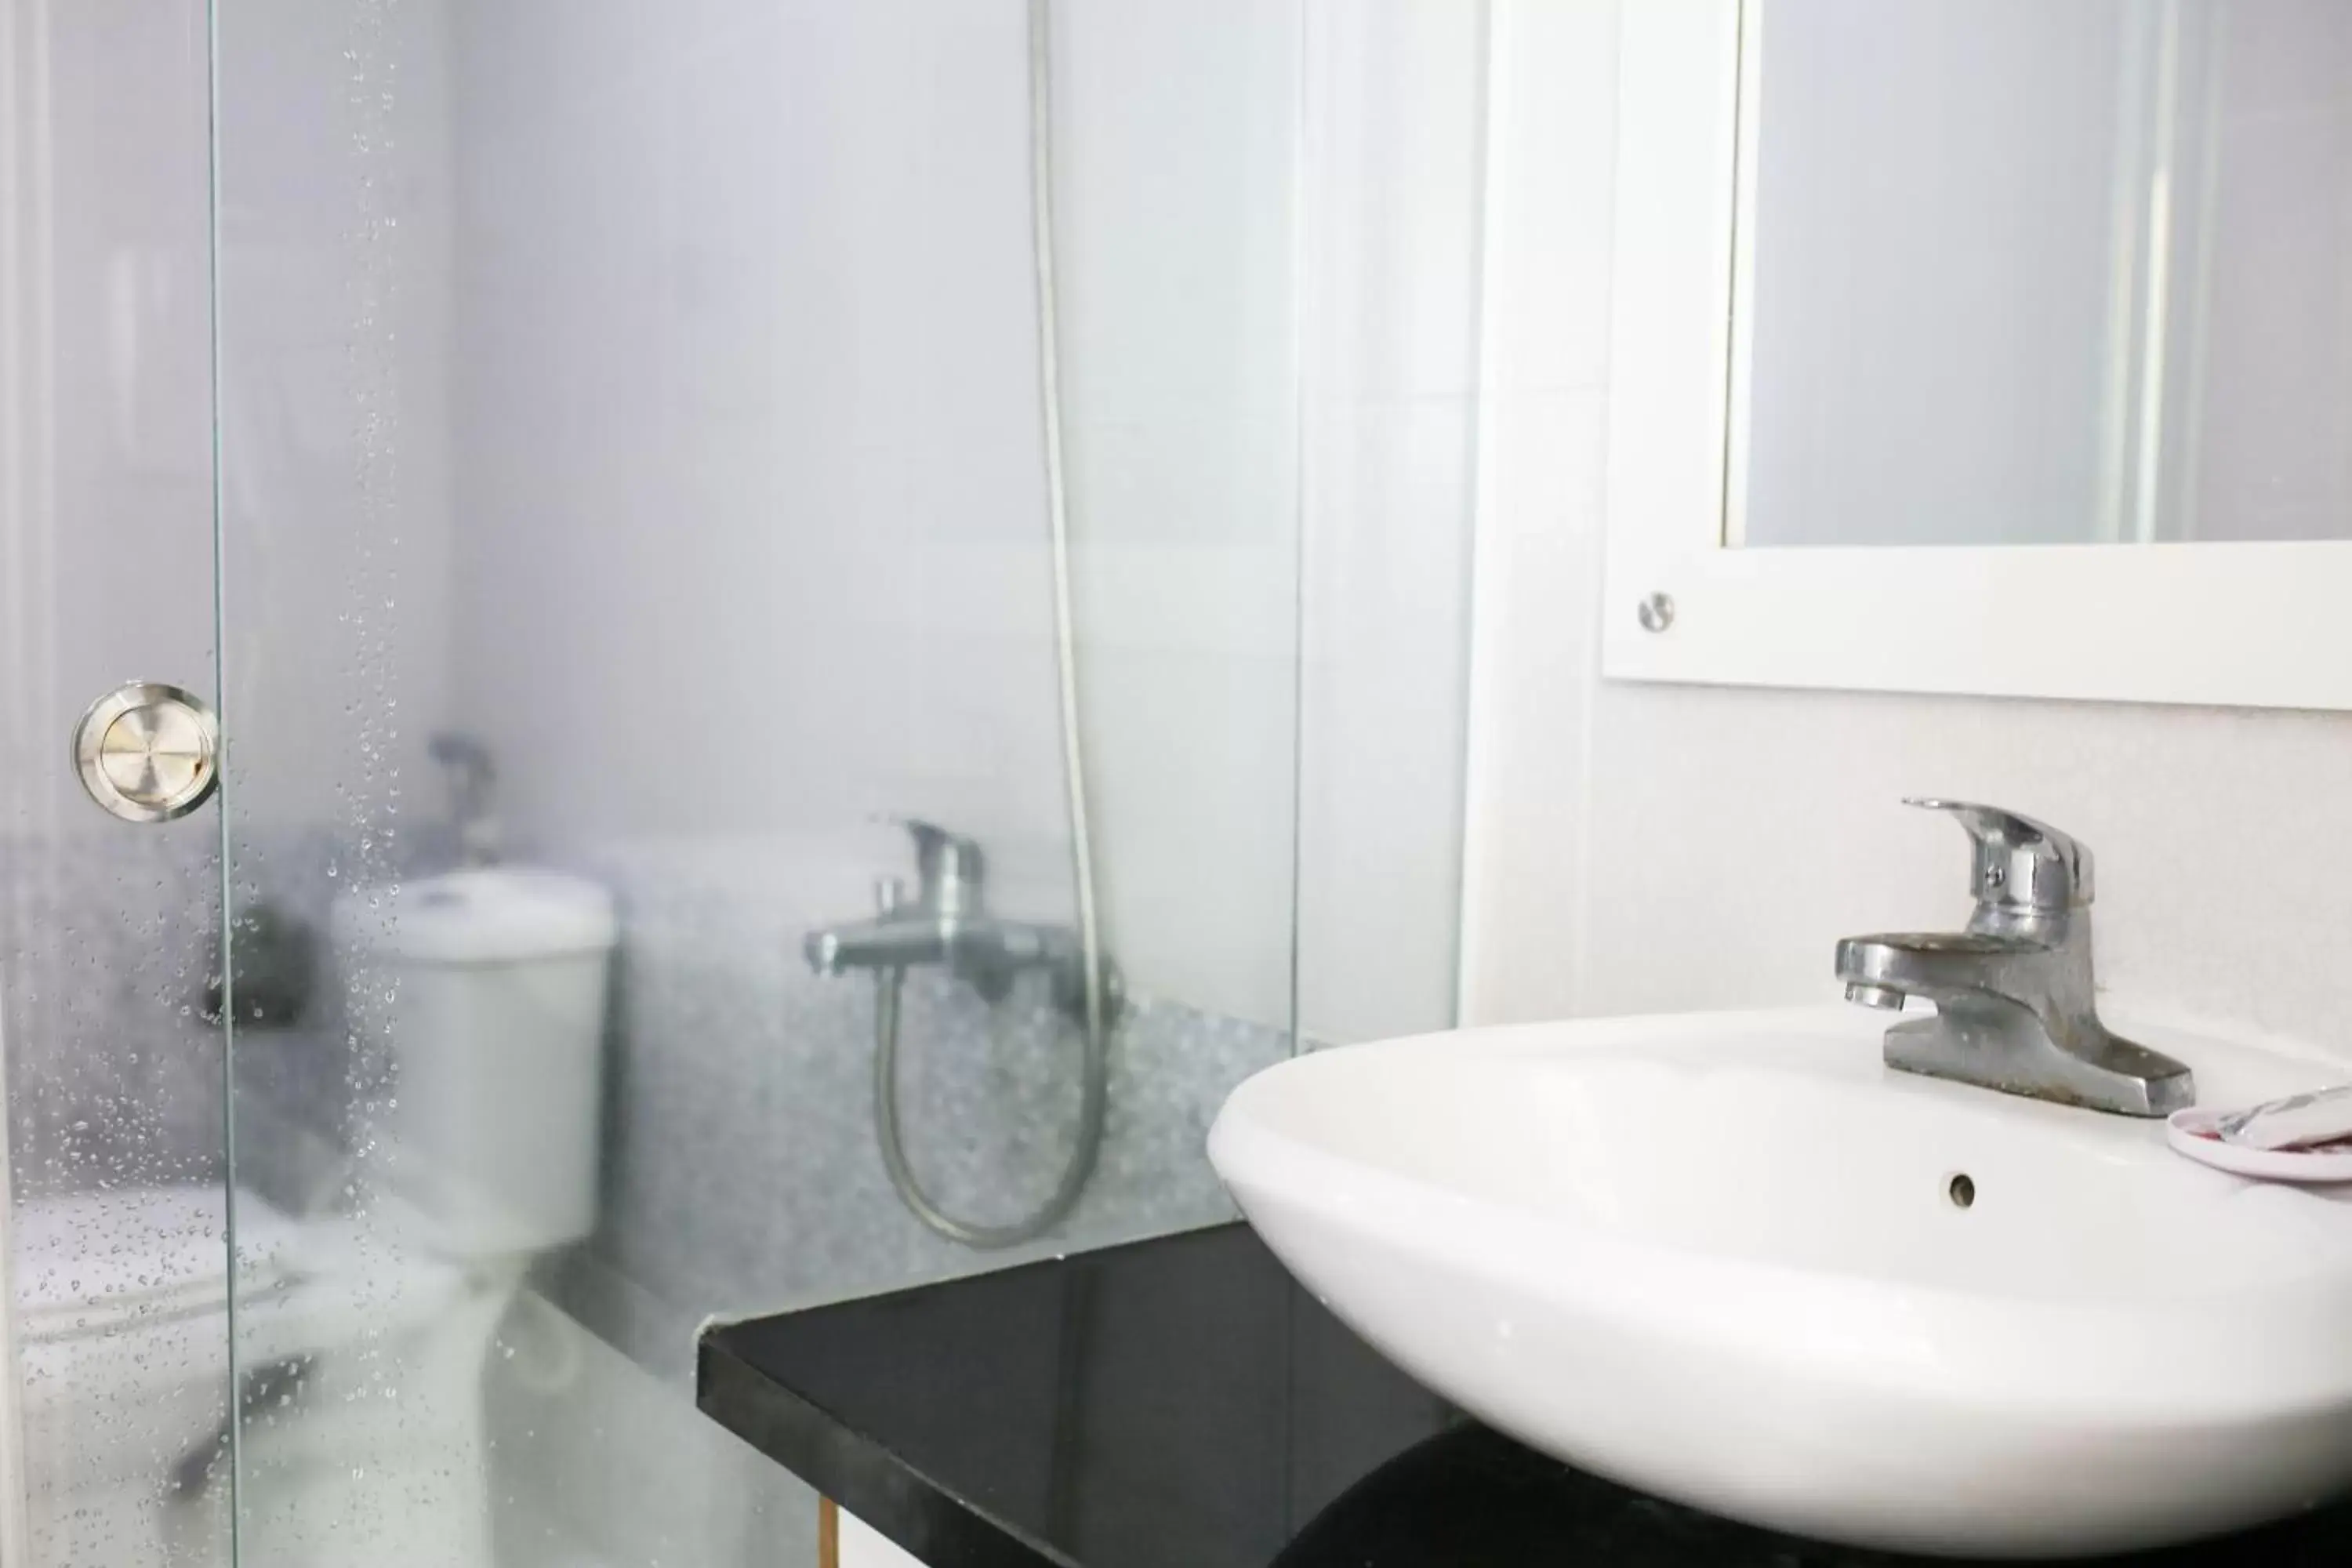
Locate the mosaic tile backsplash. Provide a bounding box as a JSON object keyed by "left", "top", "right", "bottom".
{"left": 562, "top": 837, "right": 1290, "bottom": 1375}
{"left": 5, "top": 828, "right": 1289, "bottom": 1372}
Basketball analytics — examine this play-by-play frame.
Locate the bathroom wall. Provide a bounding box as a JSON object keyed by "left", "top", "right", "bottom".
{"left": 1460, "top": 0, "right": 2352, "bottom": 1069}
{"left": 446, "top": 0, "right": 1480, "bottom": 1050}
{"left": 213, "top": 0, "right": 460, "bottom": 833}
{"left": 439, "top": 0, "right": 1300, "bottom": 1356}
{"left": 444, "top": 0, "right": 1315, "bottom": 1030}
{"left": 441, "top": 0, "right": 1488, "bottom": 1362}
{"left": 1294, "top": 1, "right": 1489, "bottom": 1047}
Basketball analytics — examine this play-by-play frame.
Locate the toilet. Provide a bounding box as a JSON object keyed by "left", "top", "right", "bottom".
{"left": 335, "top": 866, "right": 617, "bottom": 1261}
{"left": 13, "top": 866, "right": 617, "bottom": 1567}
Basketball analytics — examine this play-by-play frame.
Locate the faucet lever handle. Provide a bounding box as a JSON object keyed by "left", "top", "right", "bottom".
{"left": 891, "top": 818, "right": 987, "bottom": 915}
{"left": 1904, "top": 797, "right": 2092, "bottom": 911}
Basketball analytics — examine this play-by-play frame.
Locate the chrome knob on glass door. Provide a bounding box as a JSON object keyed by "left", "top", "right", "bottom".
{"left": 72, "top": 681, "right": 220, "bottom": 822}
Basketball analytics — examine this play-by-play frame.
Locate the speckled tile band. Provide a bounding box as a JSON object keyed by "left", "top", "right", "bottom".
{"left": 3, "top": 829, "right": 1291, "bottom": 1384}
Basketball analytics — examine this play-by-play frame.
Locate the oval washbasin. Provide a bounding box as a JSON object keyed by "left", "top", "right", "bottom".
{"left": 1207, "top": 1005, "right": 2352, "bottom": 1558}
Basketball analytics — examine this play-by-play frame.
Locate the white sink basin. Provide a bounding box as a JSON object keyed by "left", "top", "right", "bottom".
{"left": 1208, "top": 1005, "right": 2352, "bottom": 1557}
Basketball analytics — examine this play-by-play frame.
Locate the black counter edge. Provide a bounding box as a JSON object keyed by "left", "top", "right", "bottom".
{"left": 699, "top": 1329, "right": 1078, "bottom": 1568}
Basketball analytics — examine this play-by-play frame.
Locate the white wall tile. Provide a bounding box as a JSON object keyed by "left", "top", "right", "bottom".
{"left": 216, "top": 0, "right": 459, "bottom": 833}
{"left": 1056, "top": 0, "right": 1305, "bottom": 1025}
{"left": 446, "top": 0, "right": 1332, "bottom": 1032}
{"left": 1458, "top": 0, "right": 1621, "bottom": 1025}
{"left": 1476, "top": 0, "right": 1621, "bottom": 398}
{"left": 1294, "top": 0, "right": 1490, "bottom": 1044}
{"left": 2, "top": 0, "right": 218, "bottom": 809}
{"left": 1458, "top": 387, "right": 1609, "bottom": 1025}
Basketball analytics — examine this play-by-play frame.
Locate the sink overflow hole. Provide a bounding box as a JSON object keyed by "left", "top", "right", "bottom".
{"left": 1946, "top": 1172, "right": 1976, "bottom": 1210}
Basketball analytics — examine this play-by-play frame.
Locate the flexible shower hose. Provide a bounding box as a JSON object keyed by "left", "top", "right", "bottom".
{"left": 869, "top": 0, "right": 1110, "bottom": 1249}
{"left": 871, "top": 962, "right": 1108, "bottom": 1248}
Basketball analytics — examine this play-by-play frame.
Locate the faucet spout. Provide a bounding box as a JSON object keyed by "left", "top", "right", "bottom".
{"left": 804, "top": 917, "right": 951, "bottom": 977}
{"left": 1842, "top": 982, "right": 1906, "bottom": 1011}
{"left": 802, "top": 911, "right": 1080, "bottom": 998}
{"left": 1835, "top": 931, "right": 2057, "bottom": 1011}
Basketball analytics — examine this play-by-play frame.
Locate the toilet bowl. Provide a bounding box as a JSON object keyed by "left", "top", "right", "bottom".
{"left": 16, "top": 1185, "right": 495, "bottom": 1566}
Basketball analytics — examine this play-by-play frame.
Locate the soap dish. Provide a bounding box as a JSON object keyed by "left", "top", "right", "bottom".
{"left": 2166, "top": 1108, "right": 2352, "bottom": 1183}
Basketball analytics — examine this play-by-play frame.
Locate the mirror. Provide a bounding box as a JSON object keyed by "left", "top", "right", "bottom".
{"left": 1732, "top": 0, "right": 2352, "bottom": 550}
{"left": 1602, "top": 0, "right": 2352, "bottom": 710}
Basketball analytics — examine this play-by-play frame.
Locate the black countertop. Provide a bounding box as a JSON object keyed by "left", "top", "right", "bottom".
{"left": 698, "top": 1222, "right": 2351, "bottom": 1568}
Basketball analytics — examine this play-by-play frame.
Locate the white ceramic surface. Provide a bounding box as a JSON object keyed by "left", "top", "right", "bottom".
{"left": 1208, "top": 1005, "right": 2352, "bottom": 1557}
{"left": 15, "top": 1187, "right": 506, "bottom": 1568}
{"left": 335, "top": 869, "right": 617, "bottom": 1256}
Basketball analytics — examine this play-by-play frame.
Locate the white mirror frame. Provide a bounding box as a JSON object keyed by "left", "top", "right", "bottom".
{"left": 1602, "top": 0, "right": 2352, "bottom": 712}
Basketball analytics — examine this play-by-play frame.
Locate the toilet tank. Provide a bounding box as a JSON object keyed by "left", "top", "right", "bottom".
{"left": 332, "top": 869, "right": 618, "bottom": 1258}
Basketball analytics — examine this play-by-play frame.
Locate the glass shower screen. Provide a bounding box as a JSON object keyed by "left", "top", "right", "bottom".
{"left": 0, "top": 0, "right": 236, "bottom": 1563}
{"left": 3, "top": 0, "right": 1356, "bottom": 1560}
{"left": 202, "top": 0, "right": 1307, "bottom": 1564}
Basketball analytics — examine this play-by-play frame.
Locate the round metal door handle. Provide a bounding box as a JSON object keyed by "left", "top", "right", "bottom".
{"left": 73, "top": 682, "right": 220, "bottom": 822}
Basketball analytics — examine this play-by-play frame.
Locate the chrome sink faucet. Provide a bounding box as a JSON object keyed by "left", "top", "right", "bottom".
{"left": 1834, "top": 799, "right": 2193, "bottom": 1117}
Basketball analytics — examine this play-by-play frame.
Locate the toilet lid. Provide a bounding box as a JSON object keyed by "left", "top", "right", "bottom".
{"left": 334, "top": 867, "right": 617, "bottom": 964}
{"left": 15, "top": 1188, "right": 300, "bottom": 1342}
